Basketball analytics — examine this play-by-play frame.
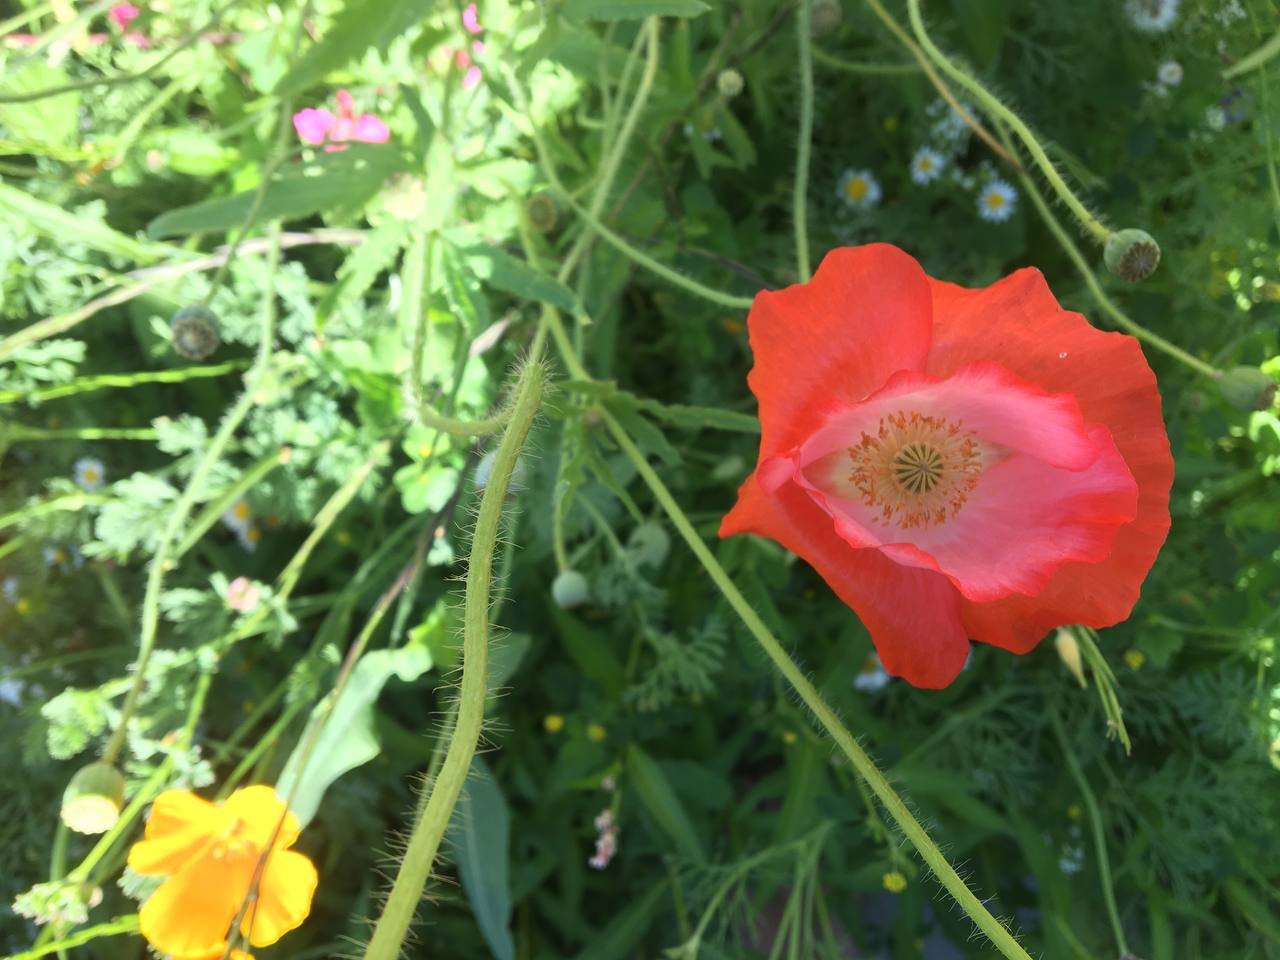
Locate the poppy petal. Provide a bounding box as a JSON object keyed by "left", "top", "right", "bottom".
{"left": 742, "top": 244, "right": 933, "bottom": 461}
{"left": 926, "top": 269, "right": 1173, "bottom": 648}
{"left": 129, "top": 791, "right": 224, "bottom": 876}
{"left": 223, "top": 785, "right": 301, "bottom": 851}
{"left": 721, "top": 474, "right": 970, "bottom": 688}
{"left": 242, "top": 850, "right": 319, "bottom": 947}
{"left": 139, "top": 860, "right": 254, "bottom": 958}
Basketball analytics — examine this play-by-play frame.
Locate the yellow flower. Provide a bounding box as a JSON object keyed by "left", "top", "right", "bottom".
{"left": 1123, "top": 649, "right": 1146, "bottom": 671}
{"left": 1067, "top": 803, "right": 1082, "bottom": 821}
{"left": 882, "top": 871, "right": 908, "bottom": 893}
{"left": 128, "top": 786, "right": 317, "bottom": 959}
{"left": 781, "top": 730, "right": 798, "bottom": 745}
{"left": 543, "top": 714, "right": 565, "bottom": 734}
{"left": 587, "top": 723, "right": 607, "bottom": 742}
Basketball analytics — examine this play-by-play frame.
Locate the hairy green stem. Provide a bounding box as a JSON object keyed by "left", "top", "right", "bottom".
{"left": 1010, "top": 133, "right": 1220, "bottom": 380}
{"left": 812, "top": 48, "right": 918, "bottom": 74}
{"left": 793, "top": 0, "right": 814, "bottom": 282}
{"left": 904, "top": 0, "right": 1107, "bottom": 241}
{"left": 597, "top": 407, "right": 1033, "bottom": 960}
{"left": 363, "top": 354, "right": 544, "bottom": 960}
{"left": 1049, "top": 704, "right": 1129, "bottom": 956}
{"left": 0, "top": 361, "right": 248, "bottom": 405}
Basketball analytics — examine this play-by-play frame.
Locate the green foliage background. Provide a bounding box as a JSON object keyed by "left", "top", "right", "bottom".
{"left": 1, "top": 0, "right": 1278, "bottom": 958}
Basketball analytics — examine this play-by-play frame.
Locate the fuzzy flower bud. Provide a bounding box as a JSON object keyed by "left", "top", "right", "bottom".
{"left": 1104, "top": 229, "right": 1161, "bottom": 283}
{"left": 1054, "top": 628, "right": 1087, "bottom": 688}
{"left": 716, "top": 68, "right": 744, "bottom": 98}
{"left": 627, "top": 521, "right": 670, "bottom": 570}
{"left": 1217, "top": 365, "right": 1277, "bottom": 411}
{"left": 169, "top": 304, "right": 221, "bottom": 360}
{"left": 552, "top": 569, "right": 590, "bottom": 609}
{"left": 811, "top": 0, "right": 844, "bottom": 37}
{"left": 61, "top": 762, "right": 126, "bottom": 834}
{"left": 526, "top": 191, "right": 560, "bottom": 234}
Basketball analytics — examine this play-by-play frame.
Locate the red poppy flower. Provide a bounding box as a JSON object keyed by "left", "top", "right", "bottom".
{"left": 720, "top": 245, "right": 1172, "bottom": 688}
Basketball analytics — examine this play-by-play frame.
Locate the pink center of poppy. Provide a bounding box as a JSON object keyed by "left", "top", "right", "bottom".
{"left": 847, "top": 410, "right": 981, "bottom": 528}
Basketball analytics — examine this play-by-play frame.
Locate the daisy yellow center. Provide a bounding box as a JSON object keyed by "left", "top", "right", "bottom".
{"left": 846, "top": 178, "right": 869, "bottom": 200}
{"left": 847, "top": 410, "right": 982, "bottom": 528}
{"left": 985, "top": 192, "right": 1006, "bottom": 209}
{"left": 232, "top": 502, "right": 251, "bottom": 521}
{"left": 918, "top": 158, "right": 933, "bottom": 171}
{"left": 83, "top": 468, "right": 100, "bottom": 483}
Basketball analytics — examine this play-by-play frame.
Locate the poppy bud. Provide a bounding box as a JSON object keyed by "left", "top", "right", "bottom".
{"left": 61, "top": 762, "right": 126, "bottom": 834}
{"left": 716, "top": 68, "right": 744, "bottom": 98}
{"left": 169, "top": 305, "right": 221, "bottom": 360}
{"left": 1217, "top": 365, "right": 1277, "bottom": 411}
{"left": 526, "top": 192, "right": 559, "bottom": 234}
{"left": 552, "top": 569, "right": 590, "bottom": 609}
{"left": 811, "top": 0, "right": 843, "bottom": 37}
{"left": 1054, "top": 629, "right": 1087, "bottom": 688}
{"left": 1103, "top": 229, "right": 1161, "bottom": 283}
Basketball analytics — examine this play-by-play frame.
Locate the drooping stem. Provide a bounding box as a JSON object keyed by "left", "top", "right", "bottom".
{"left": 596, "top": 408, "right": 1035, "bottom": 960}
{"left": 793, "top": 0, "right": 815, "bottom": 281}
{"left": 904, "top": 0, "right": 1108, "bottom": 242}
{"left": 1049, "top": 703, "right": 1130, "bottom": 956}
{"left": 362, "top": 353, "right": 544, "bottom": 960}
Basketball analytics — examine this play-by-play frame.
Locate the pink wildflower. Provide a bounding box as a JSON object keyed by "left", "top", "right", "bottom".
{"left": 225, "top": 576, "right": 261, "bottom": 613}
{"left": 462, "top": 3, "right": 483, "bottom": 34}
{"left": 293, "top": 108, "right": 335, "bottom": 146}
{"left": 294, "top": 90, "right": 388, "bottom": 150}
{"left": 108, "top": 3, "right": 140, "bottom": 29}
{"left": 589, "top": 808, "right": 619, "bottom": 870}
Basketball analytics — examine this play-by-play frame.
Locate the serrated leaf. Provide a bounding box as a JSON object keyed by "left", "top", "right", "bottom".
{"left": 274, "top": 0, "right": 436, "bottom": 97}
{"left": 276, "top": 643, "right": 434, "bottom": 826}
{"left": 564, "top": 0, "right": 710, "bottom": 20}
{"left": 0, "top": 62, "right": 78, "bottom": 146}
{"left": 0, "top": 183, "right": 175, "bottom": 263}
{"left": 147, "top": 146, "right": 404, "bottom": 238}
{"left": 461, "top": 244, "right": 578, "bottom": 313}
{"left": 317, "top": 220, "right": 409, "bottom": 324}
{"left": 450, "top": 757, "right": 515, "bottom": 960}
{"left": 440, "top": 243, "right": 490, "bottom": 334}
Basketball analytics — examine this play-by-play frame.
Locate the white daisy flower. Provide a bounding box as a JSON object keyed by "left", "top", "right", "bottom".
{"left": 42, "top": 545, "right": 70, "bottom": 571}
{"left": 1124, "top": 0, "right": 1181, "bottom": 32}
{"left": 235, "top": 523, "right": 261, "bottom": 553}
{"left": 928, "top": 98, "right": 972, "bottom": 146}
{"left": 2, "top": 577, "right": 18, "bottom": 604}
{"left": 837, "top": 169, "right": 881, "bottom": 210}
{"left": 74, "top": 457, "right": 105, "bottom": 491}
{"left": 1205, "top": 105, "right": 1227, "bottom": 130}
{"left": 1157, "top": 61, "right": 1183, "bottom": 86}
{"left": 853, "top": 653, "right": 890, "bottom": 692}
{"left": 910, "top": 146, "right": 946, "bottom": 185}
{"left": 977, "top": 179, "right": 1018, "bottom": 222}
{"left": 222, "top": 498, "right": 253, "bottom": 532}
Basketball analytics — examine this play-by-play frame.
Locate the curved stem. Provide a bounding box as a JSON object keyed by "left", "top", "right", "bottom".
{"left": 363, "top": 353, "right": 544, "bottom": 960}
{"left": 812, "top": 48, "right": 918, "bottom": 74}
{"left": 1049, "top": 703, "right": 1130, "bottom": 956}
{"left": 417, "top": 402, "right": 513, "bottom": 437}
{"left": 597, "top": 408, "right": 1033, "bottom": 960}
{"left": 903, "top": 0, "right": 1107, "bottom": 241}
{"left": 1223, "top": 26, "right": 1280, "bottom": 79}
{"left": 1009, "top": 128, "right": 1220, "bottom": 380}
{"left": 793, "top": 0, "right": 815, "bottom": 282}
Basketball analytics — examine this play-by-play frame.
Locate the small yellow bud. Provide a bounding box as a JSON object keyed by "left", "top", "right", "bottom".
{"left": 781, "top": 730, "right": 798, "bottom": 745}
{"left": 882, "top": 871, "right": 908, "bottom": 893}
{"left": 587, "top": 723, "right": 607, "bottom": 742}
{"left": 543, "top": 714, "right": 565, "bottom": 734}
{"left": 1123, "top": 649, "right": 1146, "bottom": 671}
{"left": 1054, "top": 628, "right": 1088, "bottom": 688}
{"left": 1067, "top": 803, "right": 1083, "bottom": 821}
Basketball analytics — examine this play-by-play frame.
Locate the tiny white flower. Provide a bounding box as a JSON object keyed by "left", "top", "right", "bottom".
{"left": 1059, "top": 844, "right": 1085, "bottom": 874}
{"left": 1214, "top": 0, "right": 1245, "bottom": 24}
{"left": 837, "top": 169, "right": 881, "bottom": 210}
{"left": 929, "top": 99, "right": 972, "bottom": 146}
{"left": 977, "top": 179, "right": 1018, "bottom": 222}
{"left": 1205, "top": 105, "right": 1227, "bottom": 130}
{"left": 2, "top": 577, "right": 17, "bottom": 604}
{"left": 1124, "top": 0, "right": 1181, "bottom": 32}
{"left": 235, "top": 523, "right": 261, "bottom": 553}
{"left": 0, "top": 678, "right": 23, "bottom": 705}
{"left": 73, "top": 458, "right": 105, "bottom": 492}
{"left": 222, "top": 499, "right": 253, "bottom": 532}
{"left": 910, "top": 146, "right": 945, "bottom": 185}
{"left": 853, "top": 654, "right": 890, "bottom": 692}
{"left": 1157, "top": 60, "right": 1183, "bottom": 86}
{"left": 42, "top": 546, "right": 70, "bottom": 570}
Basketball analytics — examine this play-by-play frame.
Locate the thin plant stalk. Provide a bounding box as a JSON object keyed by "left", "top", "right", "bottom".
{"left": 793, "top": 0, "right": 815, "bottom": 281}
{"left": 363, "top": 354, "right": 544, "bottom": 960}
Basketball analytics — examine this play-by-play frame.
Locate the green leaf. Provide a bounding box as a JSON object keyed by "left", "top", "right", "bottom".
{"left": 626, "top": 744, "right": 707, "bottom": 863}
{"left": 0, "top": 62, "right": 78, "bottom": 146}
{"left": 564, "top": 0, "right": 710, "bottom": 20}
{"left": 450, "top": 757, "right": 516, "bottom": 960}
{"left": 440, "top": 243, "right": 491, "bottom": 334}
{"left": 276, "top": 643, "right": 434, "bottom": 826}
{"left": 570, "top": 880, "right": 669, "bottom": 960}
{"left": 947, "top": 0, "right": 1011, "bottom": 68}
{"left": 461, "top": 244, "right": 578, "bottom": 313}
{"left": 551, "top": 608, "right": 626, "bottom": 698}
{"left": 488, "top": 633, "right": 532, "bottom": 694}
{"left": 274, "top": 0, "right": 436, "bottom": 97}
{"left": 0, "top": 183, "right": 176, "bottom": 263}
{"left": 317, "top": 220, "right": 409, "bottom": 325}
{"left": 146, "top": 146, "right": 404, "bottom": 239}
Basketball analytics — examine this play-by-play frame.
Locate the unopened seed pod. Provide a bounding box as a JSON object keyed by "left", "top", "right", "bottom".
{"left": 1218, "top": 365, "right": 1277, "bottom": 411}
{"left": 811, "top": 0, "right": 844, "bottom": 37}
{"left": 552, "top": 569, "right": 590, "bottom": 609}
{"left": 61, "top": 762, "right": 126, "bottom": 835}
{"left": 1054, "top": 628, "right": 1087, "bottom": 688}
{"left": 1104, "top": 229, "right": 1161, "bottom": 283}
{"left": 526, "top": 192, "right": 560, "bottom": 234}
{"left": 169, "top": 304, "right": 221, "bottom": 360}
{"left": 716, "top": 69, "right": 744, "bottom": 99}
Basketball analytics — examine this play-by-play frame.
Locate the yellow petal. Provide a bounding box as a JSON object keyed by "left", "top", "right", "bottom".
{"left": 223, "top": 785, "right": 300, "bottom": 850}
{"left": 145, "top": 789, "right": 219, "bottom": 840}
{"left": 139, "top": 860, "right": 254, "bottom": 959}
{"left": 128, "top": 825, "right": 218, "bottom": 876}
{"left": 242, "top": 849, "right": 318, "bottom": 947}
